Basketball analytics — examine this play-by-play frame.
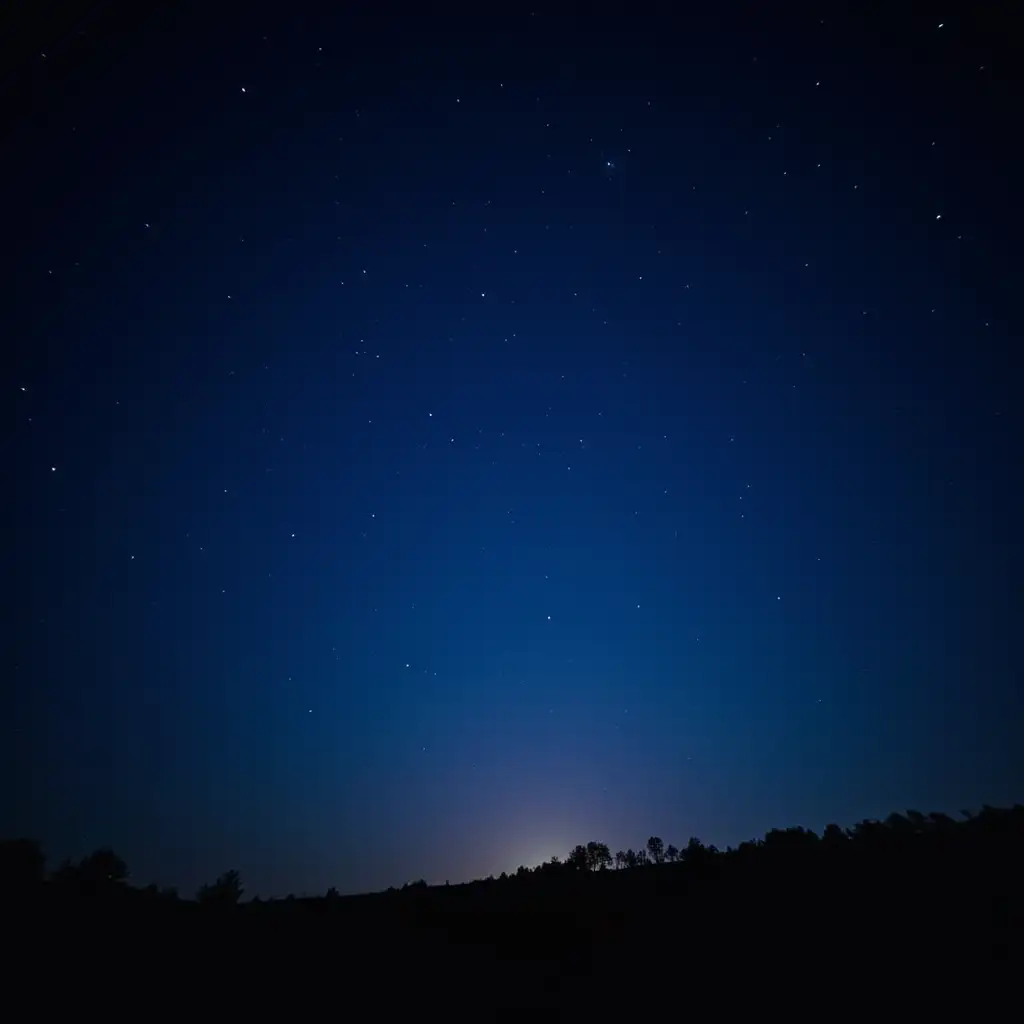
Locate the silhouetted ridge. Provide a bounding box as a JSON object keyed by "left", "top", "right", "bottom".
{"left": 5, "top": 804, "right": 1021, "bottom": 1009}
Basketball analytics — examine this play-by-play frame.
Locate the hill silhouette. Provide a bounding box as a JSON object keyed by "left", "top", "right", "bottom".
{"left": 4, "top": 804, "right": 1021, "bottom": 1012}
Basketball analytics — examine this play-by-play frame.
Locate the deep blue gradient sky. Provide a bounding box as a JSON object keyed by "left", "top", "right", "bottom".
{"left": 5, "top": 4, "right": 1021, "bottom": 897}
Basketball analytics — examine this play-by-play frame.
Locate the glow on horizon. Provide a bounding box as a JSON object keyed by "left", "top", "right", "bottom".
{"left": 500, "top": 842, "right": 573, "bottom": 875}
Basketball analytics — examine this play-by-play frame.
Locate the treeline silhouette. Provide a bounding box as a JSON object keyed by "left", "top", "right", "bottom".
{"left": 5, "top": 804, "right": 1022, "bottom": 1009}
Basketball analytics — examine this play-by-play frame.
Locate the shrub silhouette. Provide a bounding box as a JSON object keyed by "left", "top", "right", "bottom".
{"left": 196, "top": 869, "right": 244, "bottom": 906}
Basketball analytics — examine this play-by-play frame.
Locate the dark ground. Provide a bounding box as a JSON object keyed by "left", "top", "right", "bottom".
{"left": 12, "top": 831, "right": 1021, "bottom": 1015}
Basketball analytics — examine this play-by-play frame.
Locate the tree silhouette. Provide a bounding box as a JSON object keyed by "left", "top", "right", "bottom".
{"left": 536, "top": 855, "right": 563, "bottom": 876}
{"left": 680, "top": 837, "right": 706, "bottom": 865}
{"left": 568, "top": 845, "right": 589, "bottom": 871}
{"left": 81, "top": 848, "right": 129, "bottom": 884}
{"left": 884, "top": 812, "right": 914, "bottom": 834}
{"left": 196, "top": 869, "right": 244, "bottom": 906}
{"left": 905, "top": 809, "right": 929, "bottom": 831}
{"left": 646, "top": 836, "right": 665, "bottom": 864}
{"left": 586, "top": 841, "right": 612, "bottom": 871}
{"left": 665, "top": 843, "right": 679, "bottom": 863}
{"left": 763, "top": 826, "right": 818, "bottom": 854}
{"left": 822, "top": 823, "right": 848, "bottom": 847}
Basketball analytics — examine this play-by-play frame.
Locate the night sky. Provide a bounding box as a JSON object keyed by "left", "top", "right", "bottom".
{"left": 5, "top": 5, "right": 1021, "bottom": 899}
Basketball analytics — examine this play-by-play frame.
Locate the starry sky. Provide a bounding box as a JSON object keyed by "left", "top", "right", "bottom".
{"left": 5, "top": 4, "right": 1021, "bottom": 898}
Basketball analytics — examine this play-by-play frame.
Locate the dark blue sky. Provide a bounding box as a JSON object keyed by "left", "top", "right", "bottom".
{"left": 5, "top": 4, "right": 1021, "bottom": 897}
